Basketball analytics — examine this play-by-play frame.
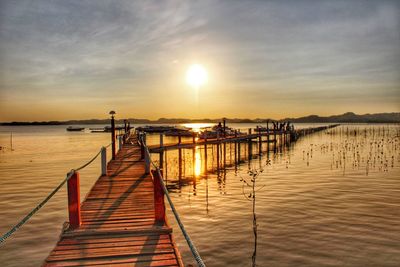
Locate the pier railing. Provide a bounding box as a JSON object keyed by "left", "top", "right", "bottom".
{"left": 0, "top": 128, "right": 133, "bottom": 244}
{"left": 0, "top": 145, "right": 106, "bottom": 243}
{"left": 137, "top": 133, "right": 206, "bottom": 267}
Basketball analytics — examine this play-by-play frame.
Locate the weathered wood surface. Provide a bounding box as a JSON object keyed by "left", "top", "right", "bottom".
{"left": 43, "top": 137, "right": 183, "bottom": 267}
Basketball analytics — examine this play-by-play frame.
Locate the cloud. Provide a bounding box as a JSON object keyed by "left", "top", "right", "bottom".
{"left": 0, "top": 0, "right": 399, "bottom": 121}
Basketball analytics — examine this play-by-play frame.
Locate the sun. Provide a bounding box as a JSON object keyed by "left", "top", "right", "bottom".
{"left": 186, "top": 64, "right": 208, "bottom": 89}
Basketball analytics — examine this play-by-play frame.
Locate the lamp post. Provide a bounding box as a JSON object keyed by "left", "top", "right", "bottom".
{"left": 223, "top": 117, "right": 226, "bottom": 137}
{"left": 110, "top": 110, "right": 116, "bottom": 160}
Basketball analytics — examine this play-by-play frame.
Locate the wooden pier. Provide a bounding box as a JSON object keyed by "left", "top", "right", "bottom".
{"left": 144, "top": 124, "right": 340, "bottom": 175}
{"left": 41, "top": 122, "right": 338, "bottom": 266}
{"left": 43, "top": 136, "right": 183, "bottom": 267}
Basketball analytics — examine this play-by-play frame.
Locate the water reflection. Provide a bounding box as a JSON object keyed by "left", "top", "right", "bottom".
{"left": 156, "top": 124, "right": 400, "bottom": 266}
{"left": 195, "top": 146, "right": 201, "bottom": 177}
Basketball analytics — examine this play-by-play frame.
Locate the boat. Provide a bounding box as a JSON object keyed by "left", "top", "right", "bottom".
{"left": 89, "top": 126, "right": 125, "bottom": 133}
{"left": 136, "top": 126, "right": 176, "bottom": 133}
{"left": 66, "top": 126, "right": 85, "bottom": 132}
{"left": 164, "top": 127, "right": 195, "bottom": 137}
{"left": 198, "top": 130, "right": 219, "bottom": 139}
{"left": 198, "top": 124, "right": 238, "bottom": 139}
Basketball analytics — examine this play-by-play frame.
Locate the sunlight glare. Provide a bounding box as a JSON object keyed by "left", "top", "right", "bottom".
{"left": 194, "top": 147, "right": 201, "bottom": 177}
{"left": 186, "top": 64, "right": 208, "bottom": 89}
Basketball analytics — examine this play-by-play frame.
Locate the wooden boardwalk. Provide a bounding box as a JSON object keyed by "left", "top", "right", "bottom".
{"left": 43, "top": 137, "right": 183, "bottom": 267}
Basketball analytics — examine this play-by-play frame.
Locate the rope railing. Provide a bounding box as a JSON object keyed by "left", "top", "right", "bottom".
{"left": 139, "top": 133, "right": 206, "bottom": 267}
{"left": 0, "top": 146, "right": 106, "bottom": 245}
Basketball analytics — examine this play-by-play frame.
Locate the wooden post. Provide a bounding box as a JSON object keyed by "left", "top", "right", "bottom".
{"left": 223, "top": 118, "right": 226, "bottom": 137}
{"left": 178, "top": 135, "right": 181, "bottom": 144}
{"left": 234, "top": 140, "right": 237, "bottom": 164}
{"left": 111, "top": 116, "right": 116, "bottom": 160}
{"left": 216, "top": 144, "right": 220, "bottom": 170}
{"left": 223, "top": 143, "right": 226, "bottom": 168}
{"left": 248, "top": 139, "right": 252, "bottom": 160}
{"left": 145, "top": 150, "right": 150, "bottom": 174}
{"left": 159, "top": 151, "right": 164, "bottom": 171}
{"left": 238, "top": 141, "right": 241, "bottom": 163}
{"left": 160, "top": 133, "right": 164, "bottom": 148}
{"left": 178, "top": 148, "right": 182, "bottom": 179}
{"left": 192, "top": 148, "right": 195, "bottom": 176}
{"left": 152, "top": 170, "right": 165, "bottom": 223}
{"left": 258, "top": 134, "right": 262, "bottom": 154}
{"left": 118, "top": 136, "right": 123, "bottom": 151}
{"left": 192, "top": 132, "right": 196, "bottom": 144}
{"left": 67, "top": 171, "right": 81, "bottom": 229}
{"left": 101, "top": 147, "right": 107, "bottom": 176}
{"left": 248, "top": 129, "right": 252, "bottom": 159}
{"left": 204, "top": 143, "right": 208, "bottom": 173}
{"left": 140, "top": 133, "right": 145, "bottom": 159}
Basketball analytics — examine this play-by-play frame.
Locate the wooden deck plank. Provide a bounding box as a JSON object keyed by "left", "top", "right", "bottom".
{"left": 43, "top": 136, "right": 183, "bottom": 267}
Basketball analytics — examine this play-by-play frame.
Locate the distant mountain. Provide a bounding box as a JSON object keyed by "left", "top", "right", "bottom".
{"left": 282, "top": 112, "right": 400, "bottom": 123}
{"left": 1, "top": 112, "right": 399, "bottom": 125}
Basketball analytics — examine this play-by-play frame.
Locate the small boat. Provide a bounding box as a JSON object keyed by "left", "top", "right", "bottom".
{"left": 90, "top": 126, "right": 125, "bottom": 133}
{"left": 136, "top": 126, "right": 176, "bottom": 133}
{"left": 198, "top": 124, "right": 238, "bottom": 139}
{"left": 104, "top": 126, "right": 125, "bottom": 132}
{"left": 164, "top": 128, "right": 195, "bottom": 137}
{"left": 66, "top": 126, "right": 85, "bottom": 132}
{"left": 198, "top": 130, "right": 218, "bottom": 139}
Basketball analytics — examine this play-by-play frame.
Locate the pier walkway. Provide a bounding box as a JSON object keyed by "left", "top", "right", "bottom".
{"left": 43, "top": 136, "right": 183, "bottom": 267}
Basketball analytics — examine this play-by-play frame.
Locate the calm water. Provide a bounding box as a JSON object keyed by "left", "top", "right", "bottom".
{"left": 0, "top": 124, "right": 399, "bottom": 266}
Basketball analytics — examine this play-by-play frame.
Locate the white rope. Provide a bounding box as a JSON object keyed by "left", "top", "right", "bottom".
{"left": 0, "top": 171, "right": 74, "bottom": 245}
{"left": 0, "top": 146, "right": 105, "bottom": 245}
{"left": 140, "top": 134, "right": 205, "bottom": 267}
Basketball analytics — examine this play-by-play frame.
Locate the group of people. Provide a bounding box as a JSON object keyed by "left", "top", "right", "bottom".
{"left": 272, "top": 121, "right": 294, "bottom": 132}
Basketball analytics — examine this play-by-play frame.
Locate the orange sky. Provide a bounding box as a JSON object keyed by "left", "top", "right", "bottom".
{"left": 0, "top": 1, "right": 399, "bottom": 122}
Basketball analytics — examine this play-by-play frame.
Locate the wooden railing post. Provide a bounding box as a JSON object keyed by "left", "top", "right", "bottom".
{"left": 160, "top": 133, "right": 164, "bottom": 148}
{"left": 67, "top": 171, "right": 81, "bottom": 229}
{"left": 101, "top": 147, "right": 107, "bottom": 176}
{"left": 140, "top": 133, "right": 145, "bottom": 159}
{"left": 118, "top": 136, "right": 123, "bottom": 151}
{"left": 152, "top": 170, "right": 165, "bottom": 223}
{"left": 111, "top": 115, "right": 116, "bottom": 160}
{"left": 145, "top": 149, "right": 150, "bottom": 174}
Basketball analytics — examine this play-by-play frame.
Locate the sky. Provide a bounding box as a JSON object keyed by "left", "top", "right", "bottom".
{"left": 0, "top": 0, "right": 399, "bottom": 121}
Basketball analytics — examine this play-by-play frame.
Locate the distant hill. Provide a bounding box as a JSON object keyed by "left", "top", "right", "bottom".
{"left": 282, "top": 112, "right": 400, "bottom": 123}
{"left": 1, "top": 112, "right": 399, "bottom": 125}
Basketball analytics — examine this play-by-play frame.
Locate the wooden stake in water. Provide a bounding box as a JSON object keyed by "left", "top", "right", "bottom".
{"left": 10, "top": 132, "right": 13, "bottom": 151}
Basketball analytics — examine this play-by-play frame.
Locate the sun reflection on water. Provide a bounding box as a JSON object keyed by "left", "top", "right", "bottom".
{"left": 194, "top": 146, "right": 202, "bottom": 177}
{"left": 182, "top": 123, "right": 213, "bottom": 133}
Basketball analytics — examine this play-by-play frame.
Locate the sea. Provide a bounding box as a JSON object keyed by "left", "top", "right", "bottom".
{"left": 0, "top": 123, "right": 399, "bottom": 266}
